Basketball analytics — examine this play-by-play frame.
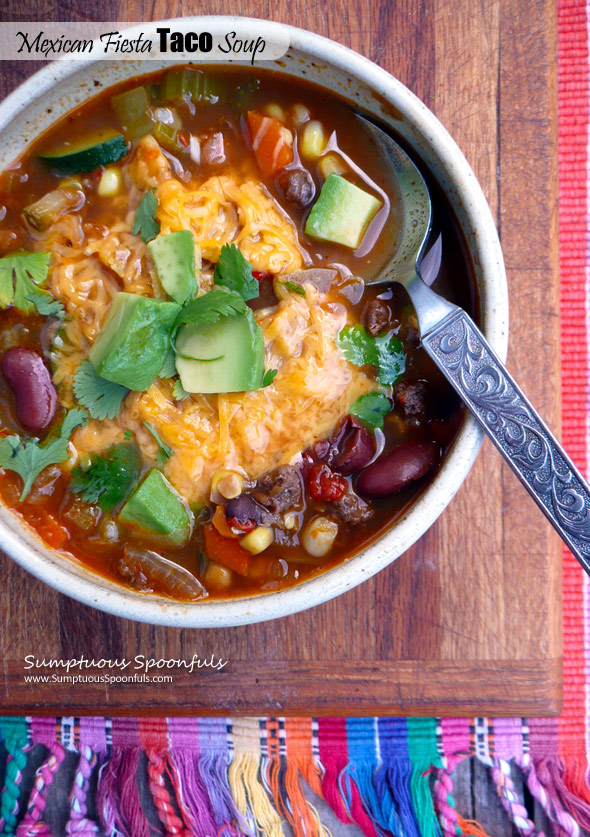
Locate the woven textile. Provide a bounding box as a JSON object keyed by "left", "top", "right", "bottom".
{"left": 1, "top": 0, "right": 589, "bottom": 835}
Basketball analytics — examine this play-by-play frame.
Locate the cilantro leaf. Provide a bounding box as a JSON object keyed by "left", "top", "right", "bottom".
{"left": 262, "top": 368, "right": 278, "bottom": 387}
{"left": 124, "top": 429, "right": 133, "bottom": 440}
{"left": 0, "top": 251, "right": 52, "bottom": 314}
{"left": 349, "top": 392, "right": 392, "bottom": 429}
{"left": 173, "top": 378, "right": 189, "bottom": 401}
{"left": 73, "top": 361, "right": 130, "bottom": 420}
{"left": 70, "top": 443, "right": 141, "bottom": 511}
{"left": 159, "top": 348, "right": 177, "bottom": 379}
{"left": 374, "top": 334, "right": 405, "bottom": 385}
{"left": 282, "top": 281, "right": 306, "bottom": 297}
{"left": 133, "top": 190, "right": 160, "bottom": 243}
{"left": 26, "top": 290, "right": 65, "bottom": 319}
{"left": 213, "top": 243, "right": 259, "bottom": 301}
{"left": 0, "top": 408, "right": 87, "bottom": 501}
{"left": 337, "top": 324, "right": 377, "bottom": 365}
{"left": 172, "top": 288, "right": 248, "bottom": 332}
{"left": 143, "top": 421, "right": 173, "bottom": 464}
{"left": 337, "top": 325, "right": 406, "bottom": 385}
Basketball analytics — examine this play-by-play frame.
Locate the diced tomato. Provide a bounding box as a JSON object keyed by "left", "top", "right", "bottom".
{"left": 203, "top": 523, "right": 252, "bottom": 577}
{"left": 246, "top": 111, "right": 294, "bottom": 178}
{"left": 227, "top": 516, "right": 257, "bottom": 534}
{"left": 37, "top": 511, "right": 70, "bottom": 549}
{"left": 252, "top": 270, "right": 272, "bottom": 283}
{"left": 307, "top": 463, "right": 347, "bottom": 502}
{"left": 177, "top": 130, "right": 190, "bottom": 148}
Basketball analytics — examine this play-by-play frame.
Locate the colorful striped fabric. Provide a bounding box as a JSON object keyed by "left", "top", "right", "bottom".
{"left": 2, "top": 1, "right": 590, "bottom": 835}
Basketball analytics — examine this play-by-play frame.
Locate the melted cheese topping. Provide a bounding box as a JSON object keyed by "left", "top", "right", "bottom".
{"left": 42, "top": 136, "right": 376, "bottom": 504}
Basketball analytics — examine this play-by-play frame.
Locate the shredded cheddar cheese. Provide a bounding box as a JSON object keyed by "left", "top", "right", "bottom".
{"left": 41, "top": 136, "right": 376, "bottom": 504}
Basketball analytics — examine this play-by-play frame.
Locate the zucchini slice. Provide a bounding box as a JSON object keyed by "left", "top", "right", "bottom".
{"left": 38, "top": 129, "right": 128, "bottom": 174}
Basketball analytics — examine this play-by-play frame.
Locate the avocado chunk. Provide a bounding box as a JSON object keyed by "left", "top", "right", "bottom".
{"left": 148, "top": 231, "right": 199, "bottom": 305}
{"left": 305, "top": 173, "right": 382, "bottom": 249}
{"left": 175, "top": 308, "right": 265, "bottom": 393}
{"left": 38, "top": 129, "right": 128, "bottom": 174}
{"left": 89, "top": 293, "right": 180, "bottom": 391}
{"left": 119, "top": 469, "right": 193, "bottom": 547}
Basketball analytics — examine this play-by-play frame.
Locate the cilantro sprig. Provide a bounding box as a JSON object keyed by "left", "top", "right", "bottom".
{"left": 213, "top": 243, "right": 259, "bottom": 301}
{"left": 0, "top": 408, "right": 87, "bottom": 501}
{"left": 73, "top": 361, "right": 130, "bottom": 421}
{"left": 0, "top": 251, "right": 62, "bottom": 316}
{"left": 172, "top": 287, "right": 248, "bottom": 332}
{"left": 262, "top": 368, "right": 277, "bottom": 387}
{"left": 133, "top": 190, "right": 160, "bottom": 243}
{"left": 349, "top": 392, "right": 392, "bottom": 429}
{"left": 70, "top": 442, "right": 141, "bottom": 511}
{"left": 26, "top": 290, "right": 65, "bottom": 319}
{"left": 173, "top": 379, "right": 190, "bottom": 401}
{"left": 337, "top": 324, "right": 406, "bottom": 385}
{"left": 143, "top": 421, "right": 173, "bottom": 464}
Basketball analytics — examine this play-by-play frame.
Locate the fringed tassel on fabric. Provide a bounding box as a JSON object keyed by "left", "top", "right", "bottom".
{"left": 96, "top": 748, "right": 152, "bottom": 837}
{"left": 198, "top": 750, "right": 251, "bottom": 836}
{"left": 65, "top": 745, "right": 101, "bottom": 835}
{"left": 0, "top": 718, "right": 29, "bottom": 836}
{"left": 375, "top": 759, "right": 420, "bottom": 837}
{"left": 519, "top": 757, "right": 586, "bottom": 836}
{"left": 15, "top": 742, "right": 65, "bottom": 837}
{"left": 259, "top": 753, "right": 331, "bottom": 837}
{"left": 228, "top": 751, "right": 284, "bottom": 837}
{"left": 489, "top": 758, "right": 537, "bottom": 836}
{"left": 145, "top": 748, "right": 192, "bottom": 836}
{"left": 167, "top": 749, "right": 222, "bottom": 837}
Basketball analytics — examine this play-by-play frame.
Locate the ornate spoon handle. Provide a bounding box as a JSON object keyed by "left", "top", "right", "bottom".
{"left": 422, "top": 308, "right": 590, "bottom": 574}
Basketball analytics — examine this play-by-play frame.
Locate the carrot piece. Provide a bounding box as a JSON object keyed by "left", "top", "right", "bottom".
{"left": 246, "top": 111, "right": 294, "bottom": 178}
{"left": 203, "top": 523, "right": 251, "bottom": 577}
{"left": 211, "top": 504, "right": 238, "bottom": 539}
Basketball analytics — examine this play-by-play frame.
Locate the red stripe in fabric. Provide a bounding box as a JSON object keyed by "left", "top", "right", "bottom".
{"left": 557, "top": 0, "right": 589, "bottom": 759}
{"left": 139, "top": 717, "right": 169, "bottom": 751}
{"left": 317, "top": 718, "right": 379, "bottom": 837}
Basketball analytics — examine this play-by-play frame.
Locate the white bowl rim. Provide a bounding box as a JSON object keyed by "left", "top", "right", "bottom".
{"left": 0, "top": 16, "right": 508, "bottom": 628}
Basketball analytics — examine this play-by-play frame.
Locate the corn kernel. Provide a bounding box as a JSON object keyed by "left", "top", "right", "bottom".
{"left": 291, "top": 103, "right": 311, "bottom": 127}
{"left": 97, "top": 168, "right": 122, "bottom": 197}
{"left": 240, "top": 525, "right": 274, "bottom": 555}
{"left": 210, "top": 470, "right": 244, "bottom": 504}
{"left": 318, "top": 152, "right": 348, "bottom": 180}
{"left": 265, "top": 103, "right": 286, "bottom": 122}
{"left": 300, "top": 120, "right": 327, "bottom": 161}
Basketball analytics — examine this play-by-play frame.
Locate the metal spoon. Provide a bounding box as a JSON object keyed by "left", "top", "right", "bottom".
{"left": 355, "top": 115, "right": 590, "bottom": 575}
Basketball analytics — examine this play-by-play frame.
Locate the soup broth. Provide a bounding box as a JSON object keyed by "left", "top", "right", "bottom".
{"left": 0, "top": 66, "right": 475, "bottom": 601}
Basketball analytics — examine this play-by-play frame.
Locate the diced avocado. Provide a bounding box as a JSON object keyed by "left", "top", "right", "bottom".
{"left": 305, "top": 173, "right": 382, "bottom": 249}
{"left": 38, "top": 129, "right": 128, "bottom": 174}
{"left": 119, "top": 469, "right": 193, "bottom": 547}
{"left": 175, "top": 309, "right": 265, "bottom": 393}
{"left": 148, "top": 231, "right": 198, "bottom": 305}
{"left": 89, "top": 292, "right": 180, "bottom": 391}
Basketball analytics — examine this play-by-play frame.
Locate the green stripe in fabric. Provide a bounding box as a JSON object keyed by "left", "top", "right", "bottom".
{"left": 407, "top": 718, "right": 442, "bottom": 837}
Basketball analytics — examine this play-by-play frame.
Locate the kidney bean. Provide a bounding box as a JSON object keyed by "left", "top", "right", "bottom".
{"left": 2, "top": 347, "right": 57, "bottom": 432}
{"left": 331, "top": 416, "right": 376, "bottom": 476}
{"left": 356, "top": 440, "right": 439, "bottom": 497}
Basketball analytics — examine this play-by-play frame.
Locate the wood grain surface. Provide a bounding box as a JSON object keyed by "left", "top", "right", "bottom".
{"left": 0, "top": 0, "right": 562, "bottom": 716}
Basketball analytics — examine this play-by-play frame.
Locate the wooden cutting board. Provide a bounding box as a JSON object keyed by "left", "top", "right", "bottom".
{"left": 0, "top": 0, "right": 561, "bottom": 716}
